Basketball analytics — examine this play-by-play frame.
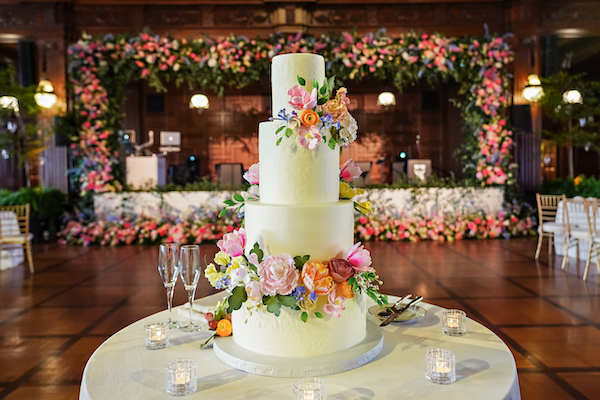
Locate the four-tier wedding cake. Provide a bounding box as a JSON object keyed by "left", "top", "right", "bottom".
{"left": 205, "top": 53, "right": 384, "bottom": 359}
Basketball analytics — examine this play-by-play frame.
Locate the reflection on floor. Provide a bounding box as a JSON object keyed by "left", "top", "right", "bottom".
{"left": 0, "top": 238, "right": 599, "bottom": 399}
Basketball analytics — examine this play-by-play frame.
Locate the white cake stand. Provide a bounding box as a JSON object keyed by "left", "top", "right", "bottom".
{"left": 213, "top": 320, "right": 384, "bottom": 378}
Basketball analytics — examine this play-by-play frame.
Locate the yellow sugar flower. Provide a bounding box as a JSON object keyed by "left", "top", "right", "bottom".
{"left": 355, "top": 201, "right": 372, "bottom": 214}
{"left": 204, "top": 263, "right": 223, "bottom": 286}
{"left": 214, "top": 251, "right": 231, "bottom": 266}
{"left": 340, "top": 182, "right": 364, "bottom": 199}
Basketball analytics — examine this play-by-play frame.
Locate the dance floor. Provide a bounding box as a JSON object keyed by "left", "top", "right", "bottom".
{"left": 0, "top": 238, "right": 599, "bottom": 399}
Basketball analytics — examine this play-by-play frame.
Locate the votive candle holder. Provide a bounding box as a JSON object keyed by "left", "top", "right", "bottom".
{"left": 442, "top": 309, "right": 467, "bottom": 336}
{"left": 293, "top": 377, "right": 326, "bottom": 400}
{"left": 425, "top": 348, "right": 456, "bottom": 385}
{"left": 166, "top": 358, "right": 197, "bottom": 396}
{"left": 145, "top": 322, "right": 169, "bottom": 350}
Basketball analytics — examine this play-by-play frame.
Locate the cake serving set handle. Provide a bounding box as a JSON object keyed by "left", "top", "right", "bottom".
{"left": 380, "top": 296, "right": 424, "bottom": 327}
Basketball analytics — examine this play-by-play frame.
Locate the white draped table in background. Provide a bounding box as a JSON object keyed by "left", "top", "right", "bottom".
{"left": 80, "top": 293, "right": 520, "bottom": 400}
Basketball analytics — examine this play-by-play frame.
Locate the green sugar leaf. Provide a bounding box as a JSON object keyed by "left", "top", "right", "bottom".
{"left": 319, "top": 84, "right": 328, "bottom": 95}
{"left": 297, "top": 75, "right": 306, "bottom": 86}
{"left": 313, "top": 78, "right": 319, "bottom": 89}
{"left": 264, "top": 296, "right": 282, "bottom": 316}
{"left": 250, "top": 242, "right": 264, "bottom": 263}
{"left": 285, "top": 128, "right": 292, "bottom": 138}
{"left": 226, "top": 286, "right": 248, "bottom": 314}
{"left": 218, "top": 209, "right": 228, "bottom": 218}
{"left": 317, "top": 97, "right": 328, "bottom": 106}
{"left": 276, "top": 137, "right": 282, "bottom": 146}
{"left": 276, "top": 125, "right": 284, "bottom": 134}
{"left": 328, "top": 138, "right": 336, "bottom": 150}
{"left": 277, "top": 295, "right": 299, "bottom": 309}
{"left": 233, "top": 193, "right": 245, "bottom": 202}
{"left": 314, "top": 312, "right": 323, "bottom": 319}
{"left": 301, "top": 311, "right": 308, "bottom": 323}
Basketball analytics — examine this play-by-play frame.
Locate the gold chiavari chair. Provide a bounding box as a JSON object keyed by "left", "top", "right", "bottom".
{"left": 535, "top": 194, "right": 564, "bottom": 260}
{"left": 0, "top": 204, "right": 34, "bottom": 274}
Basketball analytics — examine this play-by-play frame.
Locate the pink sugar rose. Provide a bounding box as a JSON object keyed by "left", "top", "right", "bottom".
{"left": 243, "top": 162, "right": 260, "bottom": 184}
{"left": 288, "top": 84, "right": 318, "bottom": 110}
{"left": 257, "top": 254, "right": 299, "bottom": 296}
{"left": 217, "top": 228, "right": 246, "bottom": 257}
{"left": 340, "top": 159, "right": 362, "bottom": 182}
{"left": 346, "top": 242, "right": 372, "bottom": 272}
{"left": 328, "top": 258, "right": 355, "bottom": 282}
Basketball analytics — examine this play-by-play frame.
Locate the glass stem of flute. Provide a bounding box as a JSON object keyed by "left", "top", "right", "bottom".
{"left": 166, "top": 285, "right": 174, "bottom": 322}
{"left": 187, "top": 286, "right": 196, "bottom": 326}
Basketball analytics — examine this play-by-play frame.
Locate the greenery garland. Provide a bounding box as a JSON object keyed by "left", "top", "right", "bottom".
{"left": 67, "top": 28, "right": 514, "bottom": 195}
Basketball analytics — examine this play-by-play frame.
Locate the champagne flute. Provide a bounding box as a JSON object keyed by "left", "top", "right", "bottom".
{"left": 179, "top": 245, "right": 204, "bottom": 332}
{"left": 158, "top": 243, "right": 181, "bottom": 328}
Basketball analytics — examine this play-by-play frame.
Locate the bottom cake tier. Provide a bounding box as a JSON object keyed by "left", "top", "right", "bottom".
{"left": 231, "top": 293, "right": 367, "bottom": 358}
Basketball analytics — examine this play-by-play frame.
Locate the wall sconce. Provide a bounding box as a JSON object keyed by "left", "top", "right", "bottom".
{"left": 377, "top": 92, "right": 396, "bottom": 107}
{"left": 34, "top": 44, "right": 57, "bottom": 109}
{"left": 522, "top": 74, "right": 544, "bottom": 103}
{"left": 189, "top": 94, "right": 209, "bottom": 112}
{"left": 562, "top": 89, "right": 582, "bottom": 104}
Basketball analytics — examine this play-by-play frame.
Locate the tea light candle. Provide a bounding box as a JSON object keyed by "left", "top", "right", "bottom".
{"left": 442, "top": 309, "right": 466, "bottom": 336}
{"left": 166, "top": 359, "right": 197, "bottom": 396}
{"left": 425, "top": 348, "right": 456, "bottom": 385}
{"left": 145, "top": 322, "right": 169, "bottom": 350}
{"left": 293, "top": 377, "right": 326, "bottom": 400}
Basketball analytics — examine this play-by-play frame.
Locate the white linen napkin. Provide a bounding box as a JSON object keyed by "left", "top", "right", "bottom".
{"left": 176, "top": 301, "right": 219, "bottom": 324}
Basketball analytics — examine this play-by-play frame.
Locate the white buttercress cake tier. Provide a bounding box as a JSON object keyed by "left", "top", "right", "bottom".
{"left": 232, "top": 293, "right": 367, "bottom": 358}
{"left": 244, "top": 200, "right": 354, "bottom": 260}
{"left": 258, "top": 121, "right": 340, "bottom": 204}
{"left": 271, "top": 53, "right": 326, "bottom": 117}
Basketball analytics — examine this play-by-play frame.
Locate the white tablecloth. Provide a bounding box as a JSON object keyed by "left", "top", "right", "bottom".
{"left": 80, "top": 293, "right": 520, "bottom": 400}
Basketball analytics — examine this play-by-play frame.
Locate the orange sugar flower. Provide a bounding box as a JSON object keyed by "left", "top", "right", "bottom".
{"left": 301, "top": 261, "right": 334, "bottom": 296}
{"left": 337, "top": 281, "right": 354, "bottom": 299}
{"left": 300, "top": 109, "right": 320, "bottom": 127}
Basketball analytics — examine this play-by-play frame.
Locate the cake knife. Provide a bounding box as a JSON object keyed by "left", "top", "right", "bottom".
{"left": 380, "top": 296, "right": 424, "bottom": 327}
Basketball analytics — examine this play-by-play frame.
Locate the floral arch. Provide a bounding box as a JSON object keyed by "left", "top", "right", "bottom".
{"left": 68, "top": 29, "right": 514, "bottom": 194}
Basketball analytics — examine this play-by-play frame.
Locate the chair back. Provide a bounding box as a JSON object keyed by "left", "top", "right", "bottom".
{"left": 562, "top": 196, "right": 588, "bottom": 236}
{"left": 0, "top": 204, "right": 30, "bottom": 237}
{"left": 536, "top": 194, "right": 563, "bottom": 227}
{"left": 585, "top": 198, "right": 598, "bottom": 235}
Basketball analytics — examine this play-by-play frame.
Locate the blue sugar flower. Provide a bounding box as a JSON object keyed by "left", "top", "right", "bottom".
{"left": 215, "top": 276, "right": 231, "bottom": 290}
{"left": 309, "top": 291, "right": 318, "bottom": 302}
{"left": 291, "top": 286, "right": 307, "bottom": 301}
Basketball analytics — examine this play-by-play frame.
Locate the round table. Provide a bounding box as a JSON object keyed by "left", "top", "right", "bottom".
{"left": 80, "top": 293, "right": 520, "bottom": 400}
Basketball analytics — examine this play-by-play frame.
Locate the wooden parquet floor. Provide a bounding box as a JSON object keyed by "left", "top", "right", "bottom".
{"left": 0, "top": 238, "right": 599, "bottom": 399}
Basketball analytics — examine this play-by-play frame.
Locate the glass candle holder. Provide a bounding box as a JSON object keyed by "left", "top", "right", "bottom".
{"left": 425, "top": 348, "right": 456, "bottom": 385}
{"left": 442, "top": 309, "right": 467, "bottom": 336}
{"left": 145, "top": 322, "right": 169, "bottom": 350}
{"left": 293, "top": 377, "right": 326, "bottom": 400}
{"left": 166, "top": 358, "right": 197, "bottom": 396}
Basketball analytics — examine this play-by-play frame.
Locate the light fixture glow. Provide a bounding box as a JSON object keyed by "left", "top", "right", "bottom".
{"left": 189, "top": 94, "right": 209, "bottom": 110}
{"left": 34, "top": 79, "right": 57, "bottom": 108}
{"left": 377, "top": 92, "right": 396, "bottom": 107}
{"left": 562, "top": 89, "right": 582, "bottom": 104}
{"left": 0, "top": 96, "right": 19, "bottom": 113}
{"left": 522, "top": 74, "right": 544, "bottom": 103}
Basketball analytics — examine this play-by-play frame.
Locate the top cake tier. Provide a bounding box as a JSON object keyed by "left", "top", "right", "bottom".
{"left": 271, "top": 53, "right": 325, "bottom": 117}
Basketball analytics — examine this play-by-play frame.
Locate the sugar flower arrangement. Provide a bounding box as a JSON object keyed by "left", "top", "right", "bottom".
{"left": 272, "top": 75, "right": 358, "bottom": 150}
{"left": 205, "top": 228, "right": 387, "bottom": 321}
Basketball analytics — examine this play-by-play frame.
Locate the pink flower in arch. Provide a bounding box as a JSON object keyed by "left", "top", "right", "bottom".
{"left": 217, "top": 228, "right": 246, "bottom": 257}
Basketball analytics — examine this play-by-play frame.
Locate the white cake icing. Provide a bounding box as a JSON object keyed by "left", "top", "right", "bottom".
{"left": 232, "top": 53, "right": 366, "bottom": 359}
{"left": 271, "top": 53, "right": 326, "bottom": 117}
{"left": 259, "top": 121, "right": 340, "bottom": 204}
{"left": 232, "top": 293, "right": 366, "bottom": 358}
{"left": 244, "top": 200, "right": 354, "bottom": 260}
